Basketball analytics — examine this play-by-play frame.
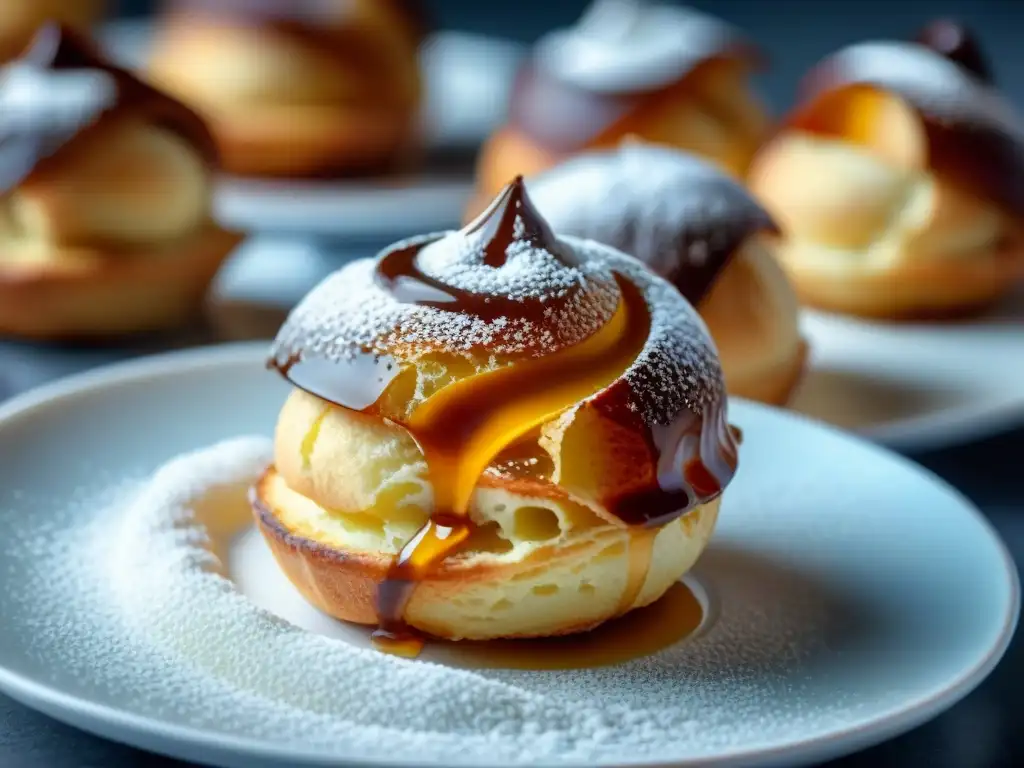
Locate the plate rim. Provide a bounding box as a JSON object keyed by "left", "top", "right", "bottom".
{"left": 0, "top": 342, "right": 1018, "bottom": 768}
{"left": 797, "top": 307, "right": 1024, "bottom": 453}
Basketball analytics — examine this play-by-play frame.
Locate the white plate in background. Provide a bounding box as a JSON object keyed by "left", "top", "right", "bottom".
{"left": 99, "top": 21, "right": 524, "bottom": 237}
{"left": 0, "top": 344, "right": 1016, "bottom": 767}
{"left": 791, "top": 291, "right": 1024, "bottom": 452}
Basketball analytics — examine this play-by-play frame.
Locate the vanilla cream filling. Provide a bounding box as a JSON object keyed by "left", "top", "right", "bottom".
{"left": 274, "top": 388, "right": 606, "bottom": 556}
{"left": 757, "top": 133, "right": 1005, "bottom": 274}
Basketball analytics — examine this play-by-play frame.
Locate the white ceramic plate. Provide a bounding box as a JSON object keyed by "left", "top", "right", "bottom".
{"left": 0, "top": 343, "right": 1017, "bottom": 768}
{"left": 791, "top": 291, "right": 1024, "bottom": 452}
{"left": 98, "top": 21, "right": 524, "bottom": 238}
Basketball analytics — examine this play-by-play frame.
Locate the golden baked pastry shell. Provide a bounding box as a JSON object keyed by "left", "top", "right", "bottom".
{"left": 779, "top": 246, "right": 1024, "bottom": 320}
{"left": 253, "top": 467, "right": 721, "bottom": 641}
{"left": 0, "top": 224, "right": 241, "bottom": 340}
{"left": 205, "top": 103, "right": 420, "bottom": 178}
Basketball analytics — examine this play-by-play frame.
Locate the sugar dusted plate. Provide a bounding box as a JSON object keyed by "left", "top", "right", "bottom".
{"left": 0, "top": 343, "right": 1017, "bottom": 768}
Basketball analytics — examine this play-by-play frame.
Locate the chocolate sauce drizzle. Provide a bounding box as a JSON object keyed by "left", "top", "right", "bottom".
{"left": 915, "top": 19, "right": 992, "bottom": 84}
{"left": 508, "top": 2, "right": 759, "bottom": 152}
{"left": 269, "top": 177, "right": 737, "bottom": 655}
{"left": 793, "top": 33, "right": 1024, "bottom": 217}
{"left": 0, "top": 23, "right": 216, "bottom": 194}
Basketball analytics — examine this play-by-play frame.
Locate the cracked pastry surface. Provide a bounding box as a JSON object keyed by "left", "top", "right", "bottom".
{"left": 146, "top": 0, "right": 425, "bottom": 177}
{"left": 0, "top": 24, "right": 240, "bottom": 339}
{"left": 525, "top": 142, "right": 806, "bottom": 406}
{"left": 253, "top": 177, "right": 738, "bottom": 648}
{"left": 471, "top": 0, "right": 769, "bottom": 211}
{"left": 748, "top": 23, "right": 1024, "bottom": 319}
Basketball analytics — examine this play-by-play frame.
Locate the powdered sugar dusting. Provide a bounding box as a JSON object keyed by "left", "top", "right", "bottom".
{"left": 271, "top": 232, "right": 620, "bottom": 365}
{"left": 3, "top": 435, "right": 858, "bottom": 765}
{"left": 599, "top": 246, "right": 724, "bottom": 419}
{"left": 534, "top": 0, "right": 749, "bottom": 94}
{"left": 527, "top": 143, "right": 775, "bottom": 284}
{"left": 817, "top": 42, "right": 1022, "bottom": 131}
{"left": 272, "top": 226, "right": 725, "bottom": 427}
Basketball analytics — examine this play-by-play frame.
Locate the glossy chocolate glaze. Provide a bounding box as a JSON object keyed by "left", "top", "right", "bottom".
{"left": 0, "top": 23, "right": 216, "bottom": 194}
{"left": 508, "top": 1, "right": 759, "bottom": 152}
{"left": 793, "top": 33, "right": 1024, "bottom": 217}
{"left": 915, "top": 19, "right": 992, "bottom": 84}
{"left": 527, "top": 143, "right": 778, "bottom": 306}
{"left": 268, "top": 178, "right": 736, "bottom": 654}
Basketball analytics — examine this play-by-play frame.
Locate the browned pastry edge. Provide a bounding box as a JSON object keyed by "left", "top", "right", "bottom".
{"left": 0, "top": 224, "right": 242, "bottom": 340}
{"left": 207, "top": 103, "right": 422, "bottom": 178}
{"left": 252, "top": 467, "right": 706, "bottom": 639}
{"left": 783, "top": 243, "right": 1024, "bottom": 320}
{"left": 728, "top": 338, "right": 809, "bottom": 406}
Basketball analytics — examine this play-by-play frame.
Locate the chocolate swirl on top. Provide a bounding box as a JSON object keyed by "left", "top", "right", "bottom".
{"left": 0, "top": 23, "right": 216, "bottom": 194}
{"left": 915, "top": 19, "right": 992, "bottom": 84}
{"left": 792, "top": 35, "right": 1024, "bottom": 216}
{"left": 270, "top": 177, "right": 736, "bottom": 649}
{"left": 509, "top": 0, "right": 759, "bottom": 152}
{"left": 526, "top": 142, "right": 778, "bottom": 305}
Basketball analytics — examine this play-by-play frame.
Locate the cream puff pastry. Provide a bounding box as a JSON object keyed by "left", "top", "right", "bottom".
{"left": 748, "top": 22, "right": 1024, "bottom": 319}
{"left": 0, "top": 24, "right": 240, "bottom": 340}
{"left": 526, "top": 142, "right": 806, "bottom": 405}
{"left": 253, "top": 177, "right": 738, "bottom": 652}
{"left": 0, "top": 0, "right": 103, "bottom": 63}
{"left": 147, "top": 0, "right": 425, "bottom": 177}
{"left": 471, "top": 0, "right": 769, "bottom": 212}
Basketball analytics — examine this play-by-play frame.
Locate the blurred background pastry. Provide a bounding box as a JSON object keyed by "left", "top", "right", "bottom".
{"left": 0, "top": 0, "right": 105, "bottom": 63}
{"left": 0, "top": 24, "right": 241, "bottom": 340}
{"left": 749, "top": 21, "right": 1024, "bottom": 320}
{"left": 526, "top": 141, "right": 806, "bottom": 405}
{"left": 146, "top": 0, "right": 426, "bottom": 177}
{"left": 254, "top": 177, "right": 737, "bottom": 648}
{"left": 469, "top": 0, "right": 769, "bottom": 216}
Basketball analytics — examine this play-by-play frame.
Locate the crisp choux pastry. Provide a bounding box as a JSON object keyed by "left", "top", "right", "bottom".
{"left": 0, "top": 0, "right": 103, "bottom": 63}
{"left": 253, "top": 177, "right": 738, "bottom": 653}
{"left": 469, "top": 0, "right": 769, "bottom": 216}
{"left": 0, "top": 24, "right": 241, "bottom": 340}
{"left": 147, "top": 0, "right": 425, "bottom": 177}
{"left": 748, "top": 21, "right": 1024, "bottom": 319}
{"left": 524, "top": 142, "right": 806, "bottom": 406}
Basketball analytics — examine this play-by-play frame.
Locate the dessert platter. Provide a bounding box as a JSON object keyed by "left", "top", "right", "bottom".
{"left": 98, "top": 4, "right": 524, "bottom": 239}
{"left": 1, "top": 0, "right": 1023, "bottom": 451}
{"left": 0, "top": 181, "right": 1017, "bottom": 768}
{"left": 745, "top": 18, "right": 1024, "bottom": 448}
{"left": 459, "top": 2, "right": 1024, "bottom": 451}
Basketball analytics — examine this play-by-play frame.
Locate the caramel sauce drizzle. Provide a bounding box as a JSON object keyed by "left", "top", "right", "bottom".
{"left": 272, "top": 177, "right": 737, "bottom": 656}
{"left": 0, "top": 23, "right": 217, "bottom": 194}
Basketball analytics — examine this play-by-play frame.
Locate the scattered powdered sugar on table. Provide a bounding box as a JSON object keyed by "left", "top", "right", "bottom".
{"left": 5, "top": 437, "right": 862, "bottom": 765}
